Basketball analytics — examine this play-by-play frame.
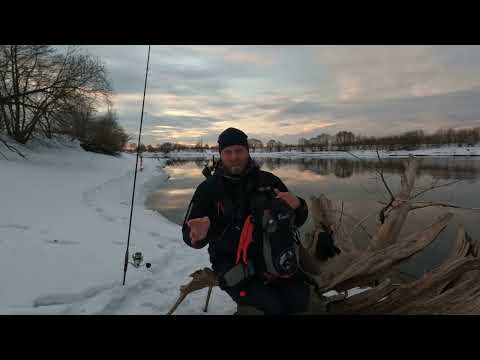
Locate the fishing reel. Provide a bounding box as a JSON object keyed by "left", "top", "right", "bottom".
{"left": 128, "top": 252, "right": 152, "bottom": 269}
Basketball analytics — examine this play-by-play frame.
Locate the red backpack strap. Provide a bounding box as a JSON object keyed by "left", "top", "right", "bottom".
{"left": 235, "top": 215, "right": 254, "bottom": 265}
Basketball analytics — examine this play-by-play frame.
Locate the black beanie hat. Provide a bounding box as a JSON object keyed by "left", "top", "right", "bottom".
{"left": 217, "top": 127, "right": 249, "bottom": 153}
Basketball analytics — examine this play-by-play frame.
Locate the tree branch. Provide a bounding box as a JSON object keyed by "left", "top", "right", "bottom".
{"left": 166, "top": 268, "right": 218, "bottom": 315}
{"left": 410, "top": 202, "right": 480, "bottom": 211}
{"left": 343, "top": 150, "right": 396, "bottom": 223}
{"left": 335, "top": 200, "right": 344, "bottom": 231}
{"left": 358, "top": 182, "right": 388, "bottom": 200}
{"left": 0, "top": 137, "right": 27, "bottom": 159}
{"left": 348, "top": 211, "right": 376, "bottom": 240}
{"left": 376, "top": 150, "right": 395, "bottom": 201}
{"left": 330, "top": 209, "right": 374, "bottom": 239}
{"left": 343, "top": 150, "right": 378, "bottom": 172}
{"left": 412, "top": 180, "right": 462, "bottom": 200}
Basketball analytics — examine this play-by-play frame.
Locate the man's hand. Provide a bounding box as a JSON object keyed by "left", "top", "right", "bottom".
{"left": 186, "top": 216, "right": 211, "bottom": 244}
{"left": 274, "top": 189, "right": 301, "bottom": 210}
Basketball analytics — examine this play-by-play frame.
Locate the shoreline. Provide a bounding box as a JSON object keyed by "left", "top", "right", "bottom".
{"left": 140, "top": 146, "right": 480, "bottom": 160}
{"left": 1, "top": 137, "right": 477, "bottom": 314}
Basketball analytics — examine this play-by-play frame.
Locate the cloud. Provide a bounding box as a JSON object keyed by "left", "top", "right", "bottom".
{"left": 148, "top": 114, "right": 218, "bottom": 128}
{"left": 82, "top": 45, "right": 480, "bottom": 145}
{"left": 274, "top": 100, "right": 330, "bottom": 120}
{"left": 313, "top": 45, "right": 480, "bottom": 102}
{"left": 127, "top": 113, "right": 226, "bottom": 145}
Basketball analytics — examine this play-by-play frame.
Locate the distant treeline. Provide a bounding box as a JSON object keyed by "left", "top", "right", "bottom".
{"left": 297, "top": 128, "right": 480, "bottom": 151}
{"left": 133, "top": 127, "right": 480, "bottom": 154}
{"left": 0, "top": 45, "right": 130, "bottom": 155}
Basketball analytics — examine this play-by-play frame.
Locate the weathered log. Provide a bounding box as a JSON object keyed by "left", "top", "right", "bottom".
{"left": 308, "top": 194, "right": 357, "bottom": 255}
{"left": 301, "top": 155, "right": 480, "bottom": 314}
{"left": 367, "top": 156, "right": 418, "bottom": 252}
{"left": 436, "top": 226, "right": 480, "bottom": 294}
{"left": 328, "top": 279, "right": 398, "bottom": 314}
{"left": 366, "top": 256, "right": 480, "bottom": 314}
{"left": 317, "top": 225, "right": 480, "bottom": 315}
{"left": 166, "top": 268, "right": 218, "bottom": 315}
{"left": 317, "top": 212, "right": 453, "bottom": 293}
{"left": 299, "top": 156, "right": 452, "bottom": 293}
{"left": 396, "top": 277, "right": 480, "bottom": 315}
{"left": 298, "top": 195, "right": 360, "bottom": 284}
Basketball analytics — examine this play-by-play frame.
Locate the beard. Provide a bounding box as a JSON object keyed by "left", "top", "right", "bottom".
{"left": 224, "top": 159, "right": 249, "bottom": 176}
{"left": 225, "top": 164, "right": 245, "bottom": 176}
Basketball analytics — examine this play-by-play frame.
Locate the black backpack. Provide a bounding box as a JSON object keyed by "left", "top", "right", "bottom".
{"left": 204, "top": 163, "right": 301, "bottom": 284}
{"left": 250, "top": 177, "right": 301, "bottom": 278}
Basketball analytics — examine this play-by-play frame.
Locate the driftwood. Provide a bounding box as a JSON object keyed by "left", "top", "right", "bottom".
{"left": 168, "top": 156, "right": 480, "bottom": 315}
{"left": 300, "top": 155, "right": 480, "bottom": 314}
{"left": 166, "top": 268, "right": 218, "bottom": 315}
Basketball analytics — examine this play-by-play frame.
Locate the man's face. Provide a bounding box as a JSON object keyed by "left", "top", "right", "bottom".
{"left": 220, "top": 145, "right": 249, "bottom": 176}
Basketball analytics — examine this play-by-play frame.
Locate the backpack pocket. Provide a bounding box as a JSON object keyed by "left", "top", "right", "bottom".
{"left": 261, "top": 208, "right": 299, "bottom": 277}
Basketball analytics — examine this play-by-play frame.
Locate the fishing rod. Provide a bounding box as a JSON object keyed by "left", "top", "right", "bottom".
{"left": 122, "top": 45, "right": 151, "bottom": 286}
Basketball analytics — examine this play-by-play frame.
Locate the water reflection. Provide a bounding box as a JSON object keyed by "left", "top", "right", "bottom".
{"left": 263, "top": 157, "right": 480, "bottom": 180}
{"left": 149, "top": 157, "right": 480, "bottom": 278}
{"left": 164, "top": 157, "right": 480, "bottom": 180}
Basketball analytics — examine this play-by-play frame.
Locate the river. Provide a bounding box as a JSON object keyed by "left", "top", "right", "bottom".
{"left": 146, "top": 156, "right": 480, "bottom": 278}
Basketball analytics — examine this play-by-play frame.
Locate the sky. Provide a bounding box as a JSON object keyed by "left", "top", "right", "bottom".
{"left": 84, "top": 45, "right": 480, "bottom": 146}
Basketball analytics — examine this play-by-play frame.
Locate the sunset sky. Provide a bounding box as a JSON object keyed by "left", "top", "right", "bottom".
{"left": 85, "top": 45, "right": 480, "bottom": 146}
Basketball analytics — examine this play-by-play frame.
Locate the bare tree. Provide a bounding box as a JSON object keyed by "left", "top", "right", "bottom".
{"left": 0, "top": 45, "right": 111, "bottom": 144}
{"left": 248, "top": 138, "right": 263, "bottom": 152}
{"left": 303, "top": 126, "right": 480, "bottom": 154}
{"left": 335, "top": 131, "right": 355, "bottom": 149}
{"left": 52, "top": 97, "right": 96, "bottom": 141}
{"left": 266, "top": 139, "right": 277, "bottom": 152}
{"left": 81, "top": 111, "right": 131, "bottom": 156}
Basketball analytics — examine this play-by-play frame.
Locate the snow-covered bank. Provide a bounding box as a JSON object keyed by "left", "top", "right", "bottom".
{"left": 159, "top": 145, "right": 480, "bottom": 160}
{"left": 0, "top": 137, "right": 236, "bottom": 314}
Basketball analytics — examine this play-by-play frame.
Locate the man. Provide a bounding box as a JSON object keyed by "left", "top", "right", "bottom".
{"left": 182, "top": 127, "right": 310, "bottom": 315}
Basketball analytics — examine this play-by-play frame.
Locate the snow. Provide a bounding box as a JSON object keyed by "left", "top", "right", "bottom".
{"left": 0, "top": 136, "right": 235, "bottom": 315}
{"left": 3, "top": 136, "right": 461, "bottom": 314}
{"left": 322, "top": 287, "right": 371, "bottom": 298}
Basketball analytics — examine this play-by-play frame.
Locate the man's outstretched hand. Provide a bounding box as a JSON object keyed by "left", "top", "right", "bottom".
{"left": 186, "top": 216, "right": 210, "bottom": 244}
{"left": 274, "top": 188, "right": 301, "bottom": 210}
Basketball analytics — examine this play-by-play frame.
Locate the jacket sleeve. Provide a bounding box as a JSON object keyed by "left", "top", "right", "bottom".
{"left": 182, "top": 180, "right": 218, "bottom": 249}
{"left": 270, "top": 174, "right": 309, "bottom": 228}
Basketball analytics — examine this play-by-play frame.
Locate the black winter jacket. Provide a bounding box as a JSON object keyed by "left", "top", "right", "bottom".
{"left": 182, "top": 158, "right": 309, "bottom": 276}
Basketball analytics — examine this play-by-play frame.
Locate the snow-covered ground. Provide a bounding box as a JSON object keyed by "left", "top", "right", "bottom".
{"left": 10, "top": 137, "right": 472, "bottom": 314}
{"left": 0, "top": 136, "right": 236, "bottom": 315}
{"left": 159, "top": 145, "right": 480, "bottom": 159}
{"left": 0, "top": 136, "right": 373, "bottom": 315}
